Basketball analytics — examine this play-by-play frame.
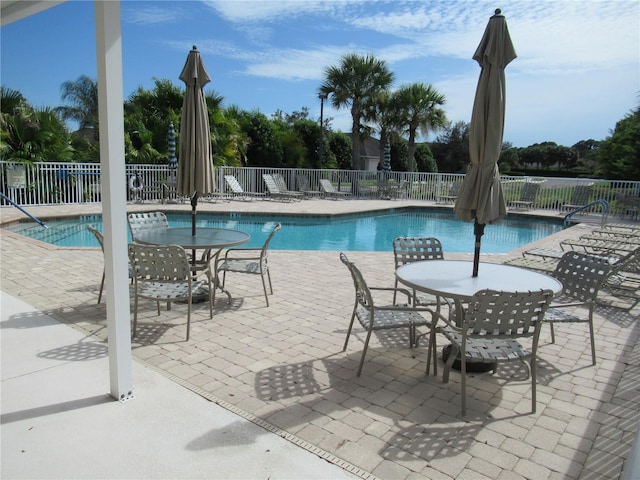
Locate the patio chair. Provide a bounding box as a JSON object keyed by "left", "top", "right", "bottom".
{"left": 272, "top": 173, "right": 304, "bottom": 201}
{"left": 509, "top": 182, "right": 541, "bottom": 210}
{"left": 319, "top": 179, "right": 350, "bottom": 199}
{"left": 339, "top": 252, "right": 433, "bottom": 377}
{"left": 544, "top": 251, "right": 612, "bottom": 365}
{"left": 128, "top": 243, "right": 213, "bottom": 341}
{"left": 127, "top": 211, "right": 169, "bottom": 240}
{"left": 433, "top": 289, "right": 554, "bottom": 417}
{"left": 223, "top": 175, "right": 265, "bottom": 201}
{"left": 87, "top": 225, "right": 134, "bottom": 304}
{"left": 560, "top": 184, "right": 593, "bottom": 212}
{"left": 215, "top": 223, "right": 281, "bottom": 306}
{"left": 437, "top": 182, "right": 462, "bottom": 204}
{"left": 392, "top": 237, "right": 444, "bottom": 307}
{"left": 262, "top": 174, "right": 295, "bottom": 202}
{"left": 296, "top": 174, "right": 323, "bottom": 198}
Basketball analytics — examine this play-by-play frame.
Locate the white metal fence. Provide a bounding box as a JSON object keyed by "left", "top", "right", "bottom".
{"left": 1, "top": 161, "right": 639, "bottom": 219}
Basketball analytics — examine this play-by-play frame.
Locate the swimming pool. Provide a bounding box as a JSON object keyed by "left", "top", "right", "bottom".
{"left": 5, "top": 209, "right": 563, "bottom": 253}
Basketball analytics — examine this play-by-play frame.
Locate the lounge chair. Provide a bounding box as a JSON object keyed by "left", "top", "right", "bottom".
{"left": 560, "top": 184, "right": 593, "bottom": 212}
{"left": 559, "top": 236, "right": 639, "bottom": 256}
{"left": 432, "top": 289, "right": 554, "bottom": 417}
{"left": 319, "top": 179, "right": 350, "bottom": 200}
{"left": 437, "top": 182, "right": 462, "bottom": 204}
{"left": 128, "top": 243, "right": 213, "bottom": 341}
{"left": 509, "top": 182, "right": 541, "bottom": 210}
{"left": 262, "top": 174, "right": 296, "bottom": 202}
{"left": 544, "top": 251, "right": 612, "bottom": 365}
{"left": 215, "top": 223, "right": 281, "bottom": 306}
{"left": 272, "top": 173, "right": 303, "bottom": 201}
{"left": 339, "top": 252, "right": 433, "bottom": 377}
{"left": 296, "top": 174, "right": 323, "bottom": 198}
{"left": 224, "top": 175, "right": 265, "bottom": 201}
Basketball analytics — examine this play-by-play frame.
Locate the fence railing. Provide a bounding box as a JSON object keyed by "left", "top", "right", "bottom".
{"left": 2, "top": 161, "right": 639, "bottom": 219}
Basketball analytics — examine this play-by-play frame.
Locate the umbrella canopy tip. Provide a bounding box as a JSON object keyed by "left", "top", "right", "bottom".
{"left": 192, "top": 45, "right": 198, "bottom": 51}
{"left": 494, "top": 8, "right": 502, "bottom": 16}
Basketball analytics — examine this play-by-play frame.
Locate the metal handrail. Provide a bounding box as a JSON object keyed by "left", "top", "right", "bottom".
{"left": 563, "top": 199, "right": 609, "bottom": 228}
{"left": 0, "top": 192, "right": 47, "bottom": 228}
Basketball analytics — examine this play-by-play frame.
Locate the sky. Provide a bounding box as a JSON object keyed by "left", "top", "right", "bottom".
{"left": 1, "top": 0, "right": 638, "bottom": 148}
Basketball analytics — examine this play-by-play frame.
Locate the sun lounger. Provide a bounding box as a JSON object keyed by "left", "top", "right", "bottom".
{"left": 560, "top": 237, "right": 639, "bottom": 255}
{"left": 262, "top": 174, "right": 296, "bottom": 202}
{"left": 436, "top": 182, "right": 462, "bottom": 204}
{"left": 272, "top": 173, "right": 303, "bottom": 201}
{"left": 509, "top": 182, "right": 541, "bottom": 210}
{"left": 319, "top": 179, "right": 350, "bottom": 199}
{"left": 504, "top": 256, "right": 558, "bottom": 273}
{"left": 297, "top": 174, "right": 323, "bottom": 198}
{"left": 224, "top": 175, "right": 265, "bottom": 201}
{"left": 560, "top": 184, "right": 593, "bottom": 212}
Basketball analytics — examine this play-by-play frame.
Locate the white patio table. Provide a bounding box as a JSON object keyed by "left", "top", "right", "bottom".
{"left": 396, "top": 259, "right": 563, "bottom": 371}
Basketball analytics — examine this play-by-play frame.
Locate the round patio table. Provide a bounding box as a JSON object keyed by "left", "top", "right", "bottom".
{"left": 134, "top": 227, "right": 250, "bottom": 302}
{"left": 396, "top": 259, "right": 563, "bottom": 371}
{"left": 396, "top": 259, "right": 563, "bottom": 303}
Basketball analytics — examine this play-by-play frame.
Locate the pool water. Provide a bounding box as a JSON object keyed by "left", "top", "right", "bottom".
{"left": 5, "top": 210, "right": 563, "bottom": 253}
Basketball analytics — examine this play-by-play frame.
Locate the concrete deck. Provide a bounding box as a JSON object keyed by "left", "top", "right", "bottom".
{"left": 2, "top": 199, "right": 639, "bottom": 479}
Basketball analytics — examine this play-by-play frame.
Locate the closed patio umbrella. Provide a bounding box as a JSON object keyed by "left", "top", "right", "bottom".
{"left": 454, "top": 9, "right": 516, "bottom": 277}
{"left": 177, "top": 46, "right": 215, "bottom": 235}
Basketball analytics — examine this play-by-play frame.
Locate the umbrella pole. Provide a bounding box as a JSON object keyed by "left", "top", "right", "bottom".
{"left": 473, "top": 221, "right": 485, "bottom": 277}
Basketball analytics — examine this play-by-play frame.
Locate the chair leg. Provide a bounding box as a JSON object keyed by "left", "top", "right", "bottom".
{"left": 588, "top": 311, "right": 596, "bottom": 365}
{"left": 548, "top": 322, "right": 556, "bottom": 343}
{"left": 132, "top": 292, "right": 139, "bottom": 338}
{"left": 260, "top": 272, "right": 270, "bottom": 307}
{"left": 343, "top": 309, "right": 357, "bottom": 351}
{"left": 460, "top": 352, "right": 467, "bottom": 417}
{"left": 357, "top": 330, "right": 373, "bottom": 377}
{"left": 531, "top": 356, "right": 537, "bottom": 413}
{"left": 266, "top": 269, "right": 273, "bottom": 294}
{"left": 186, "top": 291, "right": 192, "bottom": 341}
{"left": 98, "top": 270, "right": 105, "bottom": 304}
{"left": 443, "top": 344, "right": 458, "bottom": 384}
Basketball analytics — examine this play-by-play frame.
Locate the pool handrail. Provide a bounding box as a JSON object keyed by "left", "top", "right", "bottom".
{"left": 563, "top": 199, "right": 609, "bottom": 228}
{"left": 0, "top": 192, "right": 47, "bottom": 229}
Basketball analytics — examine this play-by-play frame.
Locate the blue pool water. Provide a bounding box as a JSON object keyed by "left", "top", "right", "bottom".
{"left": 5, "top": 209, "right": 563, "bottom": 253}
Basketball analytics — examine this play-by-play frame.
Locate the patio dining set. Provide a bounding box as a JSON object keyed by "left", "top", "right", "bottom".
{"left": 89, "top": 210, "right": 640, "bottom": 419}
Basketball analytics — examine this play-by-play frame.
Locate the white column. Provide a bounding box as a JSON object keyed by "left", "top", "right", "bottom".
{"left": 94, "top": 0, "right": 133, "bottom": 401}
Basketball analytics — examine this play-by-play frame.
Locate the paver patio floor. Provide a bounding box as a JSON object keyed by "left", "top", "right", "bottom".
{"left": 2, "top": 200, "right": 639, "bottom": 479}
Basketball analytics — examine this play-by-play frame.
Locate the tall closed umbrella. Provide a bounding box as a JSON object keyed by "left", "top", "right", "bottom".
{"left": 177, "top": 46, "right": 215, "bottom": 236}
{"left": 454, "top": 9, "right": 516, "bottom": 277}
{"left": 383, "top": 140, "right": 391, "bottom": 172}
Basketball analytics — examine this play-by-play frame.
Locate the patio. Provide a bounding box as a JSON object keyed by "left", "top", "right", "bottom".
{"left": 2, "top": 199, "right": 639, "bottom": 479}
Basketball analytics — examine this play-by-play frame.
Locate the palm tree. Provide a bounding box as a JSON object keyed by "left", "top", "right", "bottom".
{"left": 363, "top": 90, "right": 403, "bottom": 169}
{"left": 392, "top": 83, "right": 447, "bottom": 172}
{"left": 320, "top": 53, "right": 393, "bottom": 170}
{"left": 55, "top": 75, "right": 99, "bottom": 140}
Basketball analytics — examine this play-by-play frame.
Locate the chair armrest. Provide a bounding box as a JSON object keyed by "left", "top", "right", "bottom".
{"left": 370, "top": 286, "right": 414, "bottom": 303}
{"left": 549, "top": 301, "right": 588, "bottom": 309}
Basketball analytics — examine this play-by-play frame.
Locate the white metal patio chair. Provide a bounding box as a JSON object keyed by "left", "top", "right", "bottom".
{"left": 215, "top": 223, "right": 281, "bottom": 306}
{"left": 272, "top": 173, "right": 304, "bottom": 201}
{"left": 392, "top": 237, "right": 444, "bottom": 307}
{"left": 128, "top": 243, "right": 213, "bottom": 341}
{"left": 127, "top": 211, "right": 169, "bottom": 239}
{"left": 340, "top": 252, "right": 433, "bottom": 377}
{"left": 87, "top": 225, "right": 133, "bottom": 304}
{"left": 544, "top": 251, "right": 612, "bottom": 365}
{"left": 433, "top": 288, "right": 554, "bottom": 417}
{"left": 319, "top": 179, "right": 350, "bottom": 199}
